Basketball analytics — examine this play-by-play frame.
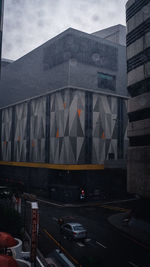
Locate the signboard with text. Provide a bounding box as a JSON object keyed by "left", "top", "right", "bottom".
{"left": 30, "top": 202, "right": 39, "bottom": 266}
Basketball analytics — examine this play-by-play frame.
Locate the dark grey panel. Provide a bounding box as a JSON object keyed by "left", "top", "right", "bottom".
{"left": 29, "top": 97, "right": 46, "bottom": 162}
{"left": 127, "top": 18, "right": 150, "bottom": 46}
{"left": 85, "top": 92, "right": 93, "bottom": 164}
{"left": 1, "top": 107, "right": 12, "bottom": 161}
{"left": 44, "top": 33, "right": 118, "bottom": 71}
{"left": 126, "top": 0, "right": 150, "bottom": 21}
{"left": 0, "top": 27, "right": 126, "bottom": 110}
{"left": 0, "top": 110, "right": 1, "bottom": 160}
{"left": 45, "top": 95, "right": 50, "bottom": 163}
{"left": 117, "top": 98, "right": 124, "bottom": 159}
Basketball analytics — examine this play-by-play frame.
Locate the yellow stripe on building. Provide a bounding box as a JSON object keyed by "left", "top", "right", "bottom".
{"left": 0, "top": 161, "right": 104, "bottom": 170}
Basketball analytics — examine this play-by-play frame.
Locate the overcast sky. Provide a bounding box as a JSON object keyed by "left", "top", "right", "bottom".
{"left": 2, "top": 0, "right": 127, "bottom": 60}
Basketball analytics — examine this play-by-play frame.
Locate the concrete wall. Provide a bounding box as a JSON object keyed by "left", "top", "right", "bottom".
{"left": 0, "top": 28, "right": 127, "bottom": 109}
{"left": 69, "top": 41, "right": 127, "bottom": 96}
{"left": 92, "top": 24, "right": 126, "bottom": 46}
{"left": 128, "top": 146, "right": 150, "bottom": 198}
{"left": 126, "top": 0, "right": 150, "bottom": 198}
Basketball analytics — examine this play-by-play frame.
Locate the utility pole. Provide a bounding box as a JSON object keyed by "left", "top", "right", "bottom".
{"left": 0, "top": 0, "right": 4, "bottom": 78}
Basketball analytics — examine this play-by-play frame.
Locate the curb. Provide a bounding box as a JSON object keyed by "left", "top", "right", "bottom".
{"left": 108, "top": 213, "right": 150, "bottom": 251}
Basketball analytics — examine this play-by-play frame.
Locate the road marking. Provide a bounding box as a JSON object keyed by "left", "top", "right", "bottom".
{"left": 43, "top": 229, "right": 82, "bottom": 267}
{"left": 84, "top": 238, "right": 91, "bottom": 242}
{"left": 96, "top": 241, "right": 107, "bottom": 249}
{"left": 76, "top": 242, "right": 85, "bottom": 247}
{"left": 37, "top": 198, "right": 63, "bottom": 207}
{"left": 36, "top": 256, "right": 45, "bottom": 267}
{"left": 128, "top": 261, "right": 139, "bottom": 267}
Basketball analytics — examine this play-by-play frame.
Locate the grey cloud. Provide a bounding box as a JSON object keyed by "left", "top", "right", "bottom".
{"left": 2, "top": 0, "right": 127, "bottom": 60}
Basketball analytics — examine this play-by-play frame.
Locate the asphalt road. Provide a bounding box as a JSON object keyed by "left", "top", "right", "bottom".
{"left": 35, "top": 199, "right": 150, "bottom": 267}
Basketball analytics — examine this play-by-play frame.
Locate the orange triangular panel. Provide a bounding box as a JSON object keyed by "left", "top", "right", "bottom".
{"left": 56, "top": 129, "right": 59, "bottom": 138}
{"left": 77, "top": 109, "right": 82, "bottom": 117}
{"left": 101, "top": 132, "right": 105, "bottom": 139}
{"left": 32, "top": 140, "right": 35, "bottom": 147}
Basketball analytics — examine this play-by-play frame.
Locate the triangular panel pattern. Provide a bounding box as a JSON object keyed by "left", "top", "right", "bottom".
{"left": 1, "top": 107, "right": 12, "bottom": 161}
{"left": 77, "top": 115, "right": 84, "bottom": 137}
{"left": 77, "top": 139, "right": 86, "bottom": 164}
{"left": 92, "top": 139, "right": 98, "bottom": 164}
{"left": 70, "top": 114, "right": 77, "bottom": 136}
{"left": 69, "top": 136, "right": 77, "bottom": 161}
{"left": 99, "top": 139, "right": 105, "bottom": 163}
{"left": 29, "top": 97, "right": 46, "bottom": 162}
{"left": 92, "top": 93, "right": 118, "bottom": 163}
{"left": 49, "top": 89, "right": 85, "bottom": 164}
{"left": 77, "top": 137, "right": 84, "bottom": 162}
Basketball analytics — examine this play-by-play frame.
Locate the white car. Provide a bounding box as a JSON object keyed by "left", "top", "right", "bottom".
{"left": 61, "top": 222, "right": 87, "bottom": 240}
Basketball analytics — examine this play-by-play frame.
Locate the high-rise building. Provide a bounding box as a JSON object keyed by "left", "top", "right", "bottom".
{"left": 0, "top": 0, "right": 4, "bottom": 75}
{"left": 126, "top": 0, "right": 150, "bottom": 199}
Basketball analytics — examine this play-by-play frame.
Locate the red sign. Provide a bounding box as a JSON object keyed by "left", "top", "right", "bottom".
{"left": 30, "top": 202, "right": 39, "bottom": 264}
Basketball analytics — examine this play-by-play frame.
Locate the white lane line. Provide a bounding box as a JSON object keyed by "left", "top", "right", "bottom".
{"left": 128, "top": 261, "right": 139, "bottom": 267}
{"left": 84, "top": 238, "right": 91, "bottom": 242}
{"left": 96, "top": 241, "right": 107, "bottom": 249}
{"left": 76, "top": 242, "right": 85, "bottom": 247}
{"left": 36, "top": 256, "right": 45, "bottom": 267}
{"left": 37, "top": 198, "right": 63, "bottom": 207}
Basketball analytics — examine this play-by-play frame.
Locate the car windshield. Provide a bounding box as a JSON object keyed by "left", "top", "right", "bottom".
{"left": 73, "top": 226, "right": 84, "bottom": 231}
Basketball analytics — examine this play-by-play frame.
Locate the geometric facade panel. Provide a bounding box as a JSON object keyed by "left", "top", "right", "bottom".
{"left": 1, "top": 107, "right": 12, "bottom": 161}
{"left": 14, "top": 102, "right": 27, "bottom": 161}
{"left": 92, "top": 94, "right": 118, "bottom": 164}
{"left": 0, "top": 89, "right": 128, "bottom": 165}
{"left": 50, "top": 89, "right": 85, "bottom": 164}
{"left": 30, "top": 96, "right": 46, "bottom": 162}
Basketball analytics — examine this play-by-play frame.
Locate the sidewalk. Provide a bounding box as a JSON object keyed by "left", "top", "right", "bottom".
{"left": 108, "top": 212, "right": 150, "bottom": 248}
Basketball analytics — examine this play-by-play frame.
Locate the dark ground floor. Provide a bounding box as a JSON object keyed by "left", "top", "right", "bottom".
{"left": 0, "top": 165, "right": 127, "bottom": 202}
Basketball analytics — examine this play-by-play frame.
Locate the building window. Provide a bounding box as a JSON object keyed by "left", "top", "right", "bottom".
{"left": 98, "top": 72, "right": 116, "bottom": 91}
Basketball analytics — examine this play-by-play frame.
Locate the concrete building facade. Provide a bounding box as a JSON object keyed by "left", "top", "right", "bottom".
{"left": 0, "top": 26, "right": 128, "bottom": 201}
{"left": 0, "top": 0, "right": 4, "bottom": 75}
{"left": 126, "top": 0, "right": 150, "bottom": 199}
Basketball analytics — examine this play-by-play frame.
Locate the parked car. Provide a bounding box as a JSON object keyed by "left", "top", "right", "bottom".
{"left": 60, "top": 222, "right": 87, "bottom": 240}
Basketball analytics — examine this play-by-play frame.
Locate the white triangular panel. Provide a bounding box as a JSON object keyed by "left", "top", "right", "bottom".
{"left": 77, "top": 137, "right": 84, "bottom": 162}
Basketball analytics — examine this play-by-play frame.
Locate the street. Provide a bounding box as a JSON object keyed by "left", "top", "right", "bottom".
{"left": 36, "top": 199, "right": 150, "bottom": 267}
